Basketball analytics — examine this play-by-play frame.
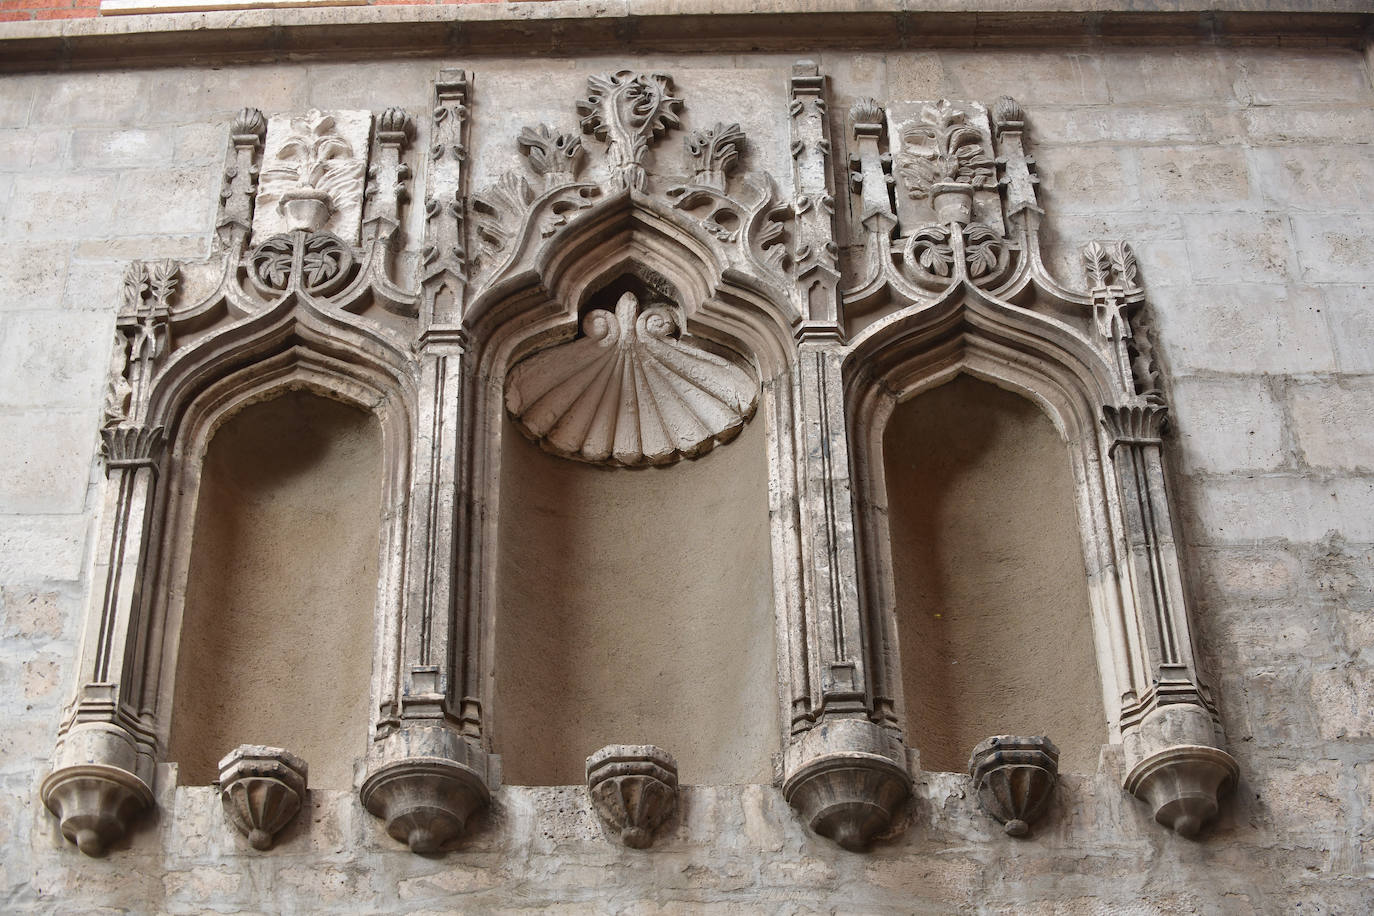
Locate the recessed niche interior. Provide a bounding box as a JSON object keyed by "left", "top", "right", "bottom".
{"left": 167, "top": 389, "right": 382, "bottom": 789}
{"left": 882, "top": 374, "right": 1106, "bottom": 774}
{"left": 494, "top": 408, "right": 778, "bottom": 786}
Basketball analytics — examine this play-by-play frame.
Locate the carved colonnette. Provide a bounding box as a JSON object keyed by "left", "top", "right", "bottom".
{"left": 42, "top": 61, "right": 1235, "bottom": 858}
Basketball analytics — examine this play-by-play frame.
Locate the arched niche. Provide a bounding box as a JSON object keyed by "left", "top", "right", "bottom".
{"left": 880, "top": 373, "right": 1106, "bottom": 773}
{"left": 164, "top": 389, "right": 383, "bottom": 789}
{"left": 489, "top": 270, "right": 780, "bottom": 786}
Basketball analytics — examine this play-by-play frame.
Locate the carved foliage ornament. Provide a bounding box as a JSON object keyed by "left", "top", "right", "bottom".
{"left": 576, "top": 70, "right": 683, "bottom": 192}
{"left": 255, "top": 109, "right": 371, "bottom": 241}
{"left": 506, "top": 292, "right": 758, "bottom": 467}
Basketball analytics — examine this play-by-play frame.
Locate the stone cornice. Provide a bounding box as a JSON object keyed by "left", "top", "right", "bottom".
{"left": 1, "top": 0, "right": 1371, "bottom": 72}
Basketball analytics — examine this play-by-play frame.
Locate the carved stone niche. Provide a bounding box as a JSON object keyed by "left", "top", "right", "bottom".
{"left": 968, "top": 736, "right": 1059, "bottom": 837}
{"left": 218, "top": 745, "right": 308, "bottom": 850}
{"left": 585, "top": 745, "right": 679, "bottom": 849}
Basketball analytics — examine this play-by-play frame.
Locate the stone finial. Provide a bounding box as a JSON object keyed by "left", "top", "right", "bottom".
{"left": 849, "top": 97, "right": 884, "bottom": 133}
{"left": 991, "top": 95, "right": 1024, "bottom": 134}
{"left": 586, "top": 745, "right": 678, "bottom": 849}
{"left": 968, "top": 735, "right": 1059, "bottom": 837}
{"left": 218, "top": 745, "right": 308, "bottom": 850}
{"left": 230, "top": 107, "right": 267, "bottom": 144}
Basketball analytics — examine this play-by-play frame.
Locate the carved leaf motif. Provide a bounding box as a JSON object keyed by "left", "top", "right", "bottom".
{"left": 910, "top": 225, "right": 954, "bottom": 277}
{"left": 506, "top": 292, "right": 757, "bottom": 467}
{"left": 518, "top": 124, "right": 585, "bottom": 182}
{"left": 147, "top": 260, "right": 180, "bottom": 307}
{"left": 1110, "top": 241, "right": 1139, "bottom": 288}
{"left": 962, "top": 224, "right": 1004, "bottom": 279}
{"left": 121, "top": 263, "right": 148, "bottom": 313}
{"left": 1083, "top": 241, "right": 1112, "bottom": 289}
{"left": 686, "top": 122, "right": 745, "bottom": 183}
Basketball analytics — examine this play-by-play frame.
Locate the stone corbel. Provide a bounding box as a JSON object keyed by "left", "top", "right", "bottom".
{"left": 968, "top": 735, "right": 1058, "bottom": 837}
{"left": 586, "top": 745, "right": 678, "bottom": 848}
{"left": 218, "top": 745, "right": 308, "bottom": 850}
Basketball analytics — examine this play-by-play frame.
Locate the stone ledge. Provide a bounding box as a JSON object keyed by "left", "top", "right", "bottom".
{"left": 1, "top": 1, "right": 1371, "bottom": 72}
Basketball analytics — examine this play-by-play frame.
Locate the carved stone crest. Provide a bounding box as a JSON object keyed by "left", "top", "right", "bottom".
{"left": 253, "top": 109, "right": 373, "bottom": 243}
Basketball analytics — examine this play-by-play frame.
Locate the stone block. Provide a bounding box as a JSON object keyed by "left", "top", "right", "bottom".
{"left": 0, "top": 515, "right": 88, "bottom": 584}
{"left": 1151, "top": 284, "right": 1334, "bottom": 375}
{"left": 0, "top": 311, "right": 113, "bottom": 408}
{"left": 304, "top": 60, "right": 437, "bottom": 111}
{"left": 938, "top": 50, "right": 1108, "bottom": 105}
{"left": 3, "top": 173, "right": 120, "bottom": 241}
{"left": 30, "top": 72, "right": 148, "bottom": 129}
{"left": 0, "top": 243, "right": 70, "bottom": 312}
{"left": 1289, "top": 379, "right": 1374, "bottom": 472}
{"left": 1235, "top": 50, "right": 1373, "bottom": 106}
{"left": 1103, "top": 48, "right": 1237, "bottom": 105}
{"left": 883, "top": 51, "right": 943, "bottom": 102}
{"left": 1322, "top": 285, "right": 1374, "bottom": 374}
{"left": 70, "top": 128, "right": 175, "bottom": 170}
{"left": 0, "top": 588, "right": 67, "bottom": 641}
{"left": 21, "top": 656, "right": 62, "bottom": 699}
{"left": 1183, "top": 213, "right": 1292, "bottom": 284}
{"left": 1293, "top": 215, "right": 1374, "bottom": 283}
{"left": 1243, "top": 107, "right": 1374, "bottom": 145}
{"left": 1186, "top": 475, "right": 1374, "bottom": 545}
{"left": 1308, "top": 664, "right": 1374, "bottom": 740}
{"left": 143, "top": 65, "right": 306, "bottom": 123}
{"left": 1032, "top": 106, "right": 1243, "bottom": 146}
{"left": 114, "top": 168, "right": 218, "bottom": 237}
{"left": 0, "top": 76, "right": 37, "bottom": 129}
{"left": 1252, "top": 145, "right": 1374, "bottom": 212}
{"left": 1171, "top": 377, "right": 1286, "bottom": 473}
{"left": 0, "top": 410, "right": 96, "bottom": 516}
{"left": 1139, "top": 145, "right": 1251, "bottom": 206}
{"left": 1034, "top": 145, "right": 1134, "bottom": 211}
{"left": 1194, "top": 547, "right": 1301, "bottom": 602}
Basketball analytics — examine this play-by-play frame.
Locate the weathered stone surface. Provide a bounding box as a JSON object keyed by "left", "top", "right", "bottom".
{"left": 0, "top": 34, "right": 1370, "bottom": 914}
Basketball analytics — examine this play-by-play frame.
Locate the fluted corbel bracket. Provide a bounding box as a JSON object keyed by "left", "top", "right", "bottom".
{"left": 968, "top": 735, "right": 1059, "bottom": 837}
{"left": 586, "top": 744, "right": 678, "bottom": 848}
{"left": 40, "top": 764, "right": 153, "bottom": 856}
{"left": 218, "top": 745, "right": 308, "bottom": 850}
{"left": 783, "top": 719, "right": 911, "bottom": 850}
{"left": 1124, "top": 744, "right": 1238, "bottom": 838}
{"left": 361, "top": 727, "right": 493, "bottom": 854}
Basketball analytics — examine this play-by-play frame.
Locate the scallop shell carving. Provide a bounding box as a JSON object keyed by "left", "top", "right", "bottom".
{"left": 506, "top": 292, "right": 758, "bottom": 467}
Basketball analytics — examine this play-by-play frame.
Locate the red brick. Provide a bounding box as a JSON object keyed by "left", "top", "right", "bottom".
{"left": 0, "top": 8, "right": 32, "bottom": 18}
{"left": 34, "top": 7, "right": 95, "bottom": 16}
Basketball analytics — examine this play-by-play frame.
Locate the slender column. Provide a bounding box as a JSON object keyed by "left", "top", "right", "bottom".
{"left": 41, "top": 261, "right": 179, "bottom": 856}
{"left": 1103, "top": 405, "right": 1238, "bottom": 837}
{"left": 362, "top": 106, "right": 415, "bottom": 249}
{"left": 781, "top": 62, "right": 910, "bottom": 851}
{"left": 361, "top": 69, "right": 493, "bottom": 855}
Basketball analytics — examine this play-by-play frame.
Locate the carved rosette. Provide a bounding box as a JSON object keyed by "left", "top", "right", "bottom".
{"left": 40, "top": 764, "right": 154, "bottom": 856}
{"left": 968, "top": 736, "right": 1059, "bottom": 837}
{"left": 505, "top": 292, "right": 758, "bottom": 467}
{"left": 1125, "top": 745, "right": 1239, "bottom": 838}
{"left": 585, "top": 745, "right": 679, "bottom": 849}
{"left": 218, "top": 745, "right": 308, "bottom": 851}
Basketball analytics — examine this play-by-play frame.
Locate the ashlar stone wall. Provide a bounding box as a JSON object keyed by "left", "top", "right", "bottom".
{"left": 1, "top": 39, "right": 1373, "bottom": 914}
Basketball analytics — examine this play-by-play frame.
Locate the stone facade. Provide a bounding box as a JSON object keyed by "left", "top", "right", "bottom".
{"left": 1, "top": 4, "right": 1373, "bottom": 913}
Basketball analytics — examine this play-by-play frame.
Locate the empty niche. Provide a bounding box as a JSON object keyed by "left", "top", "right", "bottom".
{"left": 166, "top": 389, "right": 382, "bottom": 789}
{"left": 494, "top": 279, "right": 779, "bottom": 786}
{"left": 882, "top": 375, "right": 1106, "bottom": 773}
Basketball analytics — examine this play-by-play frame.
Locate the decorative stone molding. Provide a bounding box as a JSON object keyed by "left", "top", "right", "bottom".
{"left": 585, "top": 745, "right": 678, "bottom": 849}
{"left": 845, "top": 93, "right": 1238, "bottom": 838}
{"left": 968, "top": 736, "right": 1059, "bottom": 837}
{"left": 254, "top": 109, "right": 372, "bottom": 242}
{"left": 218, "top": 746, "right": 308, "bottom": 851}
{"left": 42, "top": 63, "right": 1239, "bottom": 859}
{"left": 505, "top": 292, "right": 758, "bottom": 467}
{"left": 576, "top": 70, "right": 683, "bottom": 192}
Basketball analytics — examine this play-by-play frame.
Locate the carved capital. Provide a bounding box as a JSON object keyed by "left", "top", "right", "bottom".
{"left": 1124, "top": 744, "right": 1238, "bottom": 838}
{"left": 585, "top": 745, "right": 678, "bottom": 849}
{"left": 230, "top": 106, "right": 267, "bottom": 148}
{"left": 100, "top": 424, "right": 166, "bottom": 472}
{"left": 376, "top": 106, "right": 415, "bottom": 150}
{"left": 41, "top": 763, "right": 153, "bottom": 856}
{"left": 218, "top": 745, "right": 308, "bottom": 851}
{"left": 968, "top": 735, "right": 1059, "bottom": 837}
{"left": 1103, "top": 403, "right": 1169, "bottom": 448}
{"left": 848, "top": 97, "right": 885, "bottom": 138}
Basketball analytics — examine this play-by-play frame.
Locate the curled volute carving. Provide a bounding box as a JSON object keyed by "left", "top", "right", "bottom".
{"left": 506, "top": 292, "right": 758, "bottom": 467}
